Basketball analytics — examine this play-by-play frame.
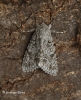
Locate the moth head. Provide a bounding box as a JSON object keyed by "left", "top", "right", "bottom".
{"left": 49, "top": 24, "right": 51, "bottom": 29}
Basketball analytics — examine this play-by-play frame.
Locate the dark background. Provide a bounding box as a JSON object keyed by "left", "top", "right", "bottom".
{"left": 0, "top": 0, "right": 81, "bottom": 100}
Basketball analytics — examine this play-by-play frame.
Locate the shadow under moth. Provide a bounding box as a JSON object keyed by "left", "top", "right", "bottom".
{"left": 22, "top": 23, "right": 58, "bottom": 76}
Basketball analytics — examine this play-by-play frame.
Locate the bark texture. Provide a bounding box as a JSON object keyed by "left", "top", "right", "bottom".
{"left": 0, "top": 0, "right": 81, "bottom": 100}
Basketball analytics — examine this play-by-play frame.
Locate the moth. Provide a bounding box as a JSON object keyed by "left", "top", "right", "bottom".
{"left": 22, "top": 23, "right": 58, "bottom": 76}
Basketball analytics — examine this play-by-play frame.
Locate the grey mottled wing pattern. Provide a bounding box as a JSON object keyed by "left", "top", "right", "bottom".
{"left": 22, "top": 23, "right": 58, "bottom": 76}
{"left": 37, "top": 23, "right": 58, "bottom": 76}
{"left": 22, "top": 30, "right": 40, "bottom": 72}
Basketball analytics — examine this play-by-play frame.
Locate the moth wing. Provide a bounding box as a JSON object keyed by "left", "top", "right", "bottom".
{"left": 22, "top": 31, "right": 40, "bottom": 72}
{"left": 38, "top": 23, "right": 58, "bottom": 76}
